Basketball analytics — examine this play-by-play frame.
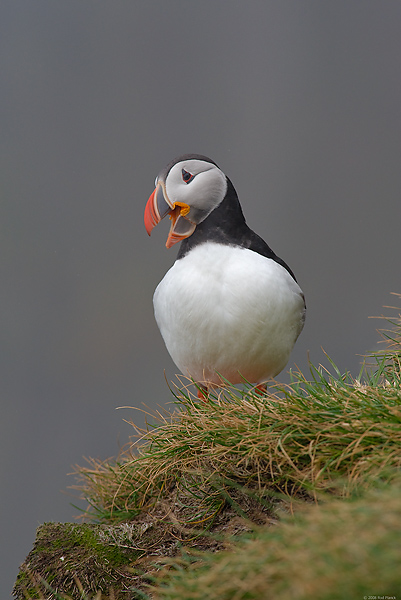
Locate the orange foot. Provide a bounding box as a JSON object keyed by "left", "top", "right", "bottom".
{"left": 254, "top": 383, "right": 267, "bottom": 396}
{"left": 197, "top": 385, "right": 208, "bottom": 400}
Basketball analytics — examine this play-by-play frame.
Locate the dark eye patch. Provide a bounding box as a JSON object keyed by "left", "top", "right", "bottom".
{"left": 182, "top": 169, "right": 195, "bottom": 184}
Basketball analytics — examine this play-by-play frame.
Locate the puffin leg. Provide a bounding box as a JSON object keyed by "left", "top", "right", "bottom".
{"left": 197, "top": 384, "right": 208, "bottom": 400}
{"left": 254, "top": 383, "right": 267, "bottom": 396}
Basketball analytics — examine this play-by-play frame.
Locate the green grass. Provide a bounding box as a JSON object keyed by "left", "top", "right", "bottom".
{"left": 150, "top": 481, "right": 401, "bottom": 600}
{"left": 74, "top": 356, "right": 401, "bottom": 526}
{"left": 14, "top": 294, "right": 401, "bottom": 599}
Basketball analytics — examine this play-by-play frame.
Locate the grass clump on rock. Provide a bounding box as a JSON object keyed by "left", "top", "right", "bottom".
{"left": 14, "top": 294, "right": 401, "bottom": 599}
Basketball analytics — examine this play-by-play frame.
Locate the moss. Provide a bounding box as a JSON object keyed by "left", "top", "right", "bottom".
{"left": 13, "top": 522, "right": 147, "bottom": 599}
{"left": 45, "top": 522, "right": 129, "bottom": 567}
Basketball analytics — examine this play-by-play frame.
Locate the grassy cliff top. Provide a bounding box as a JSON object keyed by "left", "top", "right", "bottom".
{"left": 14, "top": 294, "right": 401, "bottom": 599}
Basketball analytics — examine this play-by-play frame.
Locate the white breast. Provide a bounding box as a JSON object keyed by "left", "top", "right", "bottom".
{"left": 153, "top": 243, "right": 305, "bottom": 386}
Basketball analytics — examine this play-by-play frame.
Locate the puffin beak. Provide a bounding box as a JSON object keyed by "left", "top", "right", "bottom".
{"left": 144, "top": 182, "right": 196, "bottom": 248}
{"left": 144, "top": 183, "right": 172, "bottom": 235}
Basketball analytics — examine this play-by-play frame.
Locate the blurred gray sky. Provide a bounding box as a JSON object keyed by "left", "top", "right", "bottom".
{"left": 2, "top": 1, "right": 401, "bottom": 595}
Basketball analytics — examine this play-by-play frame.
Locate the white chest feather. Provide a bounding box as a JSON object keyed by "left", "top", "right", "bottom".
{"left": 153, "top": 243, "right": 305, "bottom": 385}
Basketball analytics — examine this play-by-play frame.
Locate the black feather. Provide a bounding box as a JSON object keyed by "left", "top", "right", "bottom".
{"left": 177, "top": 177, "right": 298, "bottom": 282}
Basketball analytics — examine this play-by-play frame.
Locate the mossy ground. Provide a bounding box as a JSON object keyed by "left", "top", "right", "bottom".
{"left": 14, "top": 295, "right": 401, "bottom": 599}
{"left": 14, "top": 522, "right": 145, "bottom": 598}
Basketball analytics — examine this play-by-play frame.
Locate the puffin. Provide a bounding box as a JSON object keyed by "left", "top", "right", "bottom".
{"left": 144, "top": 154, "right": 305, "bottom": 395}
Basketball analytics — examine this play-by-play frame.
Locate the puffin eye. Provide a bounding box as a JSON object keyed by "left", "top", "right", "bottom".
{"left": 182, "top": 169, "right": 195, "bottom": 184}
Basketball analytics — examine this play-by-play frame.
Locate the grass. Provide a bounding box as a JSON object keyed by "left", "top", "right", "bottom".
{"left": 150, "top": 480, "right": 401, "bottom": 600}
{"left": 13, "top": 294, "right": 401, "bottom": 599}
{"left": 73, "top": 360, "right": 401, "bottom": 525}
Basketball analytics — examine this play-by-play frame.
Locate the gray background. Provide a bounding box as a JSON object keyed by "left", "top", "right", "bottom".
{"left": 2, "top": 1, "right": 401, "bottom": 596}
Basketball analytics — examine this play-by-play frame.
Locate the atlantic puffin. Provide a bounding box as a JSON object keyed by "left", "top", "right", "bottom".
{"left": 144, "top": 154, "right": 305, "bottom": 394}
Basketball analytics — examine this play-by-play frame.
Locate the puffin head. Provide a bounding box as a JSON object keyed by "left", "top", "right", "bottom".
{"left": 144, "top": 154, "right": 228, "bottom": 248}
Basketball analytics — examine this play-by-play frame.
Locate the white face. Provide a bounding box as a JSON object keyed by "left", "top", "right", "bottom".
{"left": 163, "top": 159, "right": 227, "bottom": 224}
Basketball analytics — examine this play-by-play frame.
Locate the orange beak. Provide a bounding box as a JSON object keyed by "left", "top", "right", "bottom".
{"left": 144, "top": 182, "right": 196, "bottom": 248}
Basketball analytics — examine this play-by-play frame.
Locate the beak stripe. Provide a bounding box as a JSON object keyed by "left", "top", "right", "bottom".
{"left": 144, "top": 184, "right": 172, "bottom": 235}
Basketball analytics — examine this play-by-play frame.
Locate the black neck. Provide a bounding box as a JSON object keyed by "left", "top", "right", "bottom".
{"left": 176, "top": 177, "right": 297, "bottom": 282}
{"left": 177, "top": 178, "right": 246, "bottom": 256}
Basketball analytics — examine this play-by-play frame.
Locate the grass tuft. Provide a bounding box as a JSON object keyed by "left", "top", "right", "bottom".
{"left": 151, "top": 480, "right": 401, "bottom": 600}
{"left": 73, "top": 356, "right": 401, "bottom": 526}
